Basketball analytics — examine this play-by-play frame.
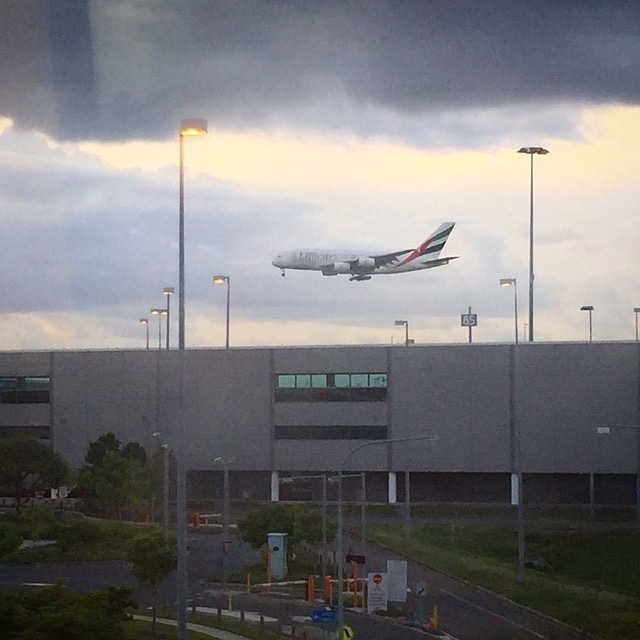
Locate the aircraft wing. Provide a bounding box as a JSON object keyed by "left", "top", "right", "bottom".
{"left": 371, "top": 249, "right": 412, "bottom": 268}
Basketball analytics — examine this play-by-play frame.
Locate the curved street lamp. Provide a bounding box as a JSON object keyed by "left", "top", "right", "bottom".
{"left": 580, "top": 305, "right": 594, "bottom": 343}
{"left": 499, "top": 278, "right": 519, "bottom": 344}
{"left": 213, "top": 275, "right": 231, "bottom": 348}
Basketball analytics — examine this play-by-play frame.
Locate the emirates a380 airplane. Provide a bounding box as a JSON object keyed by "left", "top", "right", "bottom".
{"left": 272, "top": 222, "right": 457, "bottom": 281}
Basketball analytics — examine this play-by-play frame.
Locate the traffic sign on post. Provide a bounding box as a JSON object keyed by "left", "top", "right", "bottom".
{"left": 311, "top": 608, "right": 336, "bottom": 624}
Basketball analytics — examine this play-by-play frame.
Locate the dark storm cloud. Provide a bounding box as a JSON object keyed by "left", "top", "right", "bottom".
{"left": 1, "top": 0, "right": 639, "bottom": 142}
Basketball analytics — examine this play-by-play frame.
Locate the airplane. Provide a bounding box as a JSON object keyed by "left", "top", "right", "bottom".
{"left": 271, "top": 222, "right": 457, "bottom": 281}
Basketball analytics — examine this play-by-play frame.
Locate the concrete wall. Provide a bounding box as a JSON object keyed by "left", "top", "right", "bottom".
{"left": 0, "top": 342, "right": 638, "bottom": 503}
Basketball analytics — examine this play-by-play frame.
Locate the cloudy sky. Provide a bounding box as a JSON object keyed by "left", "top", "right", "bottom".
{"left": 0, "top": 0, "right": 638, "bottom": 350}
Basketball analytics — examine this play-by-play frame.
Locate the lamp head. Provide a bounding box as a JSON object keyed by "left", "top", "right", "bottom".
{"left": 394, "top": 320, "right": 407, "bottom": 326}
{"left": 163, "top": 287, "right": 175, "bottom": 296}
{"left": 499, "top": 278, "right": 515, "bottom": 286}
{"left": 180, "top": 119, "right": 208, "bottom": 136}
{"left": 580, "top": 305, "right": 594, "bottom": 312}
{"left": 213, "top": 275, "right": 229, "bottom": 285}
{"left": 518, "top": 146, "right": 549, "bottom": 155}
{"left": 139, "top": 318, "right": 148, "bottom": 324}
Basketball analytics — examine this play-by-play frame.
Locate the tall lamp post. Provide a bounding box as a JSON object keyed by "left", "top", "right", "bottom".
{"left": 139, "top": 318, "right": 149, "bottom": 350}
{"left": 163, "top": 287, "right": 174, "bottom": 350}
{"left": 214, "top": 456, "right": 235, "bottom": 587}
{"left": 335, "top": 435, "right": 437, "bottom": 640}
{"left": 517, "top": 146, "right": 549, "bottom": 343}
{"left": 634, "top": 307, "right": 640, "bottom": 342}
{"left": 153, "top": 432, "right": 170, "bottom": 535}
{"left": 500, "top": 278, "right": 519, "bottom": 344}
{"left": 394, "top": 320, "right": 409, "bottom": 346}
{"left": 151, "top": 308, "right": 167, "bottom": 350}
{"left": 580, "top": 305, "right": 594, "bottom": 343}
{"left": 177, "top": 117, "right": 207, "bottom": 640}
{"left": 213, "top": 275, "right": 231, "bottom": 348}
{"left": 596, "top": 425, "right": 640, "bottom": 526}
{"left": 178, "top": 119, "right": 208, "bottom": 350}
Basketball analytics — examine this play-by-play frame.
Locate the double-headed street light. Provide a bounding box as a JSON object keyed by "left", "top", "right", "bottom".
{"left": 394, "top": 320, "right": 409, "bottom": 346}
{"left": 163, "top": 287, "right": 174, "bottom": 350}
{"left": 213, "top": 275, "right": 231, "bottom": 349}
{"left": 139, "top": 318, "right": 149, "bottom": 350}
{"left": 518, "top": 146, "right": 549, "bottom": 342}
{"left": 499, "top": 278, "right": 519, "bottom": 344}
{"left": 151, "top": 308, "right": 167, "bottom": 350}
{"left": 335, "top": 435, "right": 437, "bottom": 640}
{"left": 580, "top": 305, "right": 594, "bottom": 343}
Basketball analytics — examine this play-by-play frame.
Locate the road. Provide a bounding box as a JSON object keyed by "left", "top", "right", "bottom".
{"left": 0, "top": 530, "right": 595, "bottom": 640}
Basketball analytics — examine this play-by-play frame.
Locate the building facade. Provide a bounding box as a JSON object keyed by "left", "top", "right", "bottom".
{"left": 1, "top": 342, "right": 638, "bottom": 506}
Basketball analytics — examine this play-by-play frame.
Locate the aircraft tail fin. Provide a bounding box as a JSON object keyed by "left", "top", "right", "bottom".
{"left": 396, "top": 222, "right": 455, "bottom": 267}
{"left": 415, "top": 222, "right": 455, "bottom": 259}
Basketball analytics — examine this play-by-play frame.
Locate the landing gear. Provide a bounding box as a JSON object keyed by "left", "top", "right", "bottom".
{"left": 280, "top": 270, "right": 286, "bottom": 277}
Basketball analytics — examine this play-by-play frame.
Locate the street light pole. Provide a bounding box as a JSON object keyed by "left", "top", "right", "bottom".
{"left": 163, "top": 287, "right": 174, "bottom": 350}
{"left": 177, "top": 118, "right": 207, "bottom": 640}
{"left": 518, "top": 146, "right": 549, "bottom": 343}
{"left": 597, "top": 425, "right": 640, "bottom": 526}
{"left": 336, "top": 436, "right": 437, "bottom": 640}
{"left": 634, "top": 307, "right": 640, "bottom": 342}
{"left": 213, "top": 275, "right": 231, "bottom": 348}
{"left": 394, "top": 320, "right": 409, "bottom": 346}
{"left": 139, "top": 318, "right": 149, "bottom": 350}
{"left": 178, "top": 119, "right": 207, "bottom": 351}
{"left": 214, "top": 456, "right": 233, "bottom": 588}
{"left": 500, "top": 278, "right": 519, "bottom": 344}
{"left": 151, "top": 308, "right": 167, "bottom": 350}
{"left": 580, "top": 305, "right": 594, "bottom": 343}
{"left": 152, "top": 433, "right": 170, "bottom": 535}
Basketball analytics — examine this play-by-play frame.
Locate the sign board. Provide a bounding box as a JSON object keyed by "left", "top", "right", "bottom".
{"left": 342, "top": 624, "right": 355, "bottom": 640}
{"left": 386, "top": 559, "right": 408, "bottom": 602}
{"left": 311, "top": 608, "right": 336, "bottom": 624}
{"left": 461, "top": 313, "right": 478, "bottom": 327}
{"left": 367, "top": 572, "right": 388, "bottom": 613}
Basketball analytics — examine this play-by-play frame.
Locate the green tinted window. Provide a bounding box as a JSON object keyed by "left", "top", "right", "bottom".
{"left": 334, "top": 374, "right": 350, "bottom": 388}
{"left": 277, "top": 374, "right": 296, "bottom": 388}
{"left": 23, "top": 377, "right": 50, "bottom": 390}
{"left": 0, "top": 377, "right": 18, "bottom": 390}
{"left": 311, "top": 374, "right": 327, "bottom": 388}
{"left": 350, "top": 374, "right": 368, "bottom": 388}
{"left": 369, "top": 373, "right": 387, "bottom": 387}
{"left": 296, "top": 374, "right": 311, "bottom": 388}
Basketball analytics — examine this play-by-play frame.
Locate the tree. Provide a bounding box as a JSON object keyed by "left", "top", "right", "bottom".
{"left": 0, "top": 436, "right": 69, "bottom": 514}
{"left": 0, "top": 584, "right": 128, "bottom": 640}
{"left": 238, "top": 503, "right": 336, "bottom": 549}
{"left": 77, "top": 432, "right": 150, "bottom": 519}
{"left": 127, "top": 529, "right": 176, "bottom": 637}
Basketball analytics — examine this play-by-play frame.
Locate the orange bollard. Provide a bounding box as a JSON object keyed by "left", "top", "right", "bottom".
{"left": 324, "top": 575, "right": 333, "bottom": 603}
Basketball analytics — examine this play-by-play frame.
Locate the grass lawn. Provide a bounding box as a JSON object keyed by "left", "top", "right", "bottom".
{"left": 366, "top": 521, "right": 640, "bottom": 640}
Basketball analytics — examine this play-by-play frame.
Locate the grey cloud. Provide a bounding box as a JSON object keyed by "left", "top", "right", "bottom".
{"left": 1, "top": 0, "right": 639, "bottom": 143}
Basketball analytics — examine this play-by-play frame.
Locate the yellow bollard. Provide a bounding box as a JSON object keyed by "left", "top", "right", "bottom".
{"left": 427, "top": 604, "right": 439, "bottom": 631}
{"left": 227, "top": 592, "right": 233, "bottom": 612}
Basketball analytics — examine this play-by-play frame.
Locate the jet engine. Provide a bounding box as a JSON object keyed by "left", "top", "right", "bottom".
{"left": 354, "top": 257, "right": 375, "bottom": 269}
{"left": 332, "top": 262, "right": 353, "bottom": 273}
